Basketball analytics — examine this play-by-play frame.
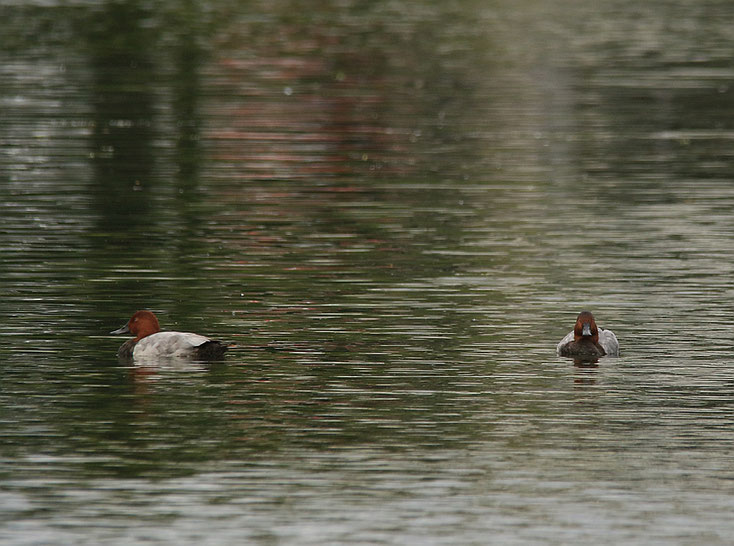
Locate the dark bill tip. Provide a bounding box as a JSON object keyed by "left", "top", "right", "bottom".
{"left": 110, "top": 324, "right": 130, "bottom": 335}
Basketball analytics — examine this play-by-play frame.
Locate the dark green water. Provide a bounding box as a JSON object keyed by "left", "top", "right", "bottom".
{"left": 3, "top": 1, "right": 734, "bottom": 543}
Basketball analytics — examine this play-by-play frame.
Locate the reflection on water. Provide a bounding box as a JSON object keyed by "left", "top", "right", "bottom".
{"left": 3, "top": 0, "right": 734, "bottom": 543}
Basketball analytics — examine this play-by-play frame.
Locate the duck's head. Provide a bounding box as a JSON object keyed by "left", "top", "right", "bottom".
{"left": 573, "top": 310, "right": 599, "bottom": 344}
{"left": 111, "top": 310, "right": 161, "bottom": 341}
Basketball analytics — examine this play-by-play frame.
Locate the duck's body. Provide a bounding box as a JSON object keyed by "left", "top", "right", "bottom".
{"left": 112, "top": 311, "right": 227, "bottom": 362}
{"left": 557, "top": 311, "right": 619, "bottom": 358}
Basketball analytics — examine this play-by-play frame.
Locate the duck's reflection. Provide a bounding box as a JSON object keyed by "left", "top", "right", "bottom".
{"left": 573, "top": 357, "right": 600, "bottom": 368}
{"left": 572, "top": 357, "right": 599, "bottom": 385}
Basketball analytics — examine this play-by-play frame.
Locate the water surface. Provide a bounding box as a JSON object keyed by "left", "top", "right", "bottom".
{"left": 3, "top": 1, "right": 734, "bottom": 544}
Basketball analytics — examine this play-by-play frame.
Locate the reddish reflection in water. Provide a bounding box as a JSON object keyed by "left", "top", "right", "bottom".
{"left": 207, "top": 59, "right": 418, "bottom": 181}
{"left": 203, "top": 15, "right": 441, "bottom": 183}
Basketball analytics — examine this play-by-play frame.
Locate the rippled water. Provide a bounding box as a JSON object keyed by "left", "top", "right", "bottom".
{"left": 3, "top": 1, "right": 734, "bottom": 544}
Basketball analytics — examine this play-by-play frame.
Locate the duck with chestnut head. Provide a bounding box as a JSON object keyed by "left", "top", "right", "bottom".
{"left": 111, "top": 310, "right": 227, "bottom": 362}
{"left": 557, "top": 311, "right": 619, "bottom": 359}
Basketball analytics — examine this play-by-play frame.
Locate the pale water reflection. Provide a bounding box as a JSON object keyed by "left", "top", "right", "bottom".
{"left": 3, "top": 0, "right": 734, "bottom": 544}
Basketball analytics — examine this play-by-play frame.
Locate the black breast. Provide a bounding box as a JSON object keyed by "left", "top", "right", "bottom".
{"left": 558, "top": 340, "right": 605, "bottom": 358}
{"left": 117, "top": 339, "right": 137, "bottom": 360}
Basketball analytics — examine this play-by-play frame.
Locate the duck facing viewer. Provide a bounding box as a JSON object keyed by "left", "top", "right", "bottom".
{"left": 557, "top": 311, "right": 619, "bottom": 359}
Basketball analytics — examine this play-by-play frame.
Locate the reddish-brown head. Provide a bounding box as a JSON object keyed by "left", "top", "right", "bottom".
{"left": 573, "top": 311, "right": 599, "bottom": 344}
{"left": 111, "top": 310, "right": 161, "bottom": 341}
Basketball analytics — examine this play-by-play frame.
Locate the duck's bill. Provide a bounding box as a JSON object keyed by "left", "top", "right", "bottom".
{"left": 110, "top": 324, "right": 130, "bottom": 335}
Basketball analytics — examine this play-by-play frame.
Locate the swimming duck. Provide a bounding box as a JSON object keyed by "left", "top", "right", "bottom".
{"left": 111, "top": 310, "right": 227, "bottom": 361}
{"left": 556, "top": 311, "right": 619, "bottom": 358}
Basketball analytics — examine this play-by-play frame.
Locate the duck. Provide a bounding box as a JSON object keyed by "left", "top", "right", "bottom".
{"left": 111, "top": 310, "right": 228, "bottom": 361}
{"left": 556, "top": 311, "right": 619, "bottom": 358}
